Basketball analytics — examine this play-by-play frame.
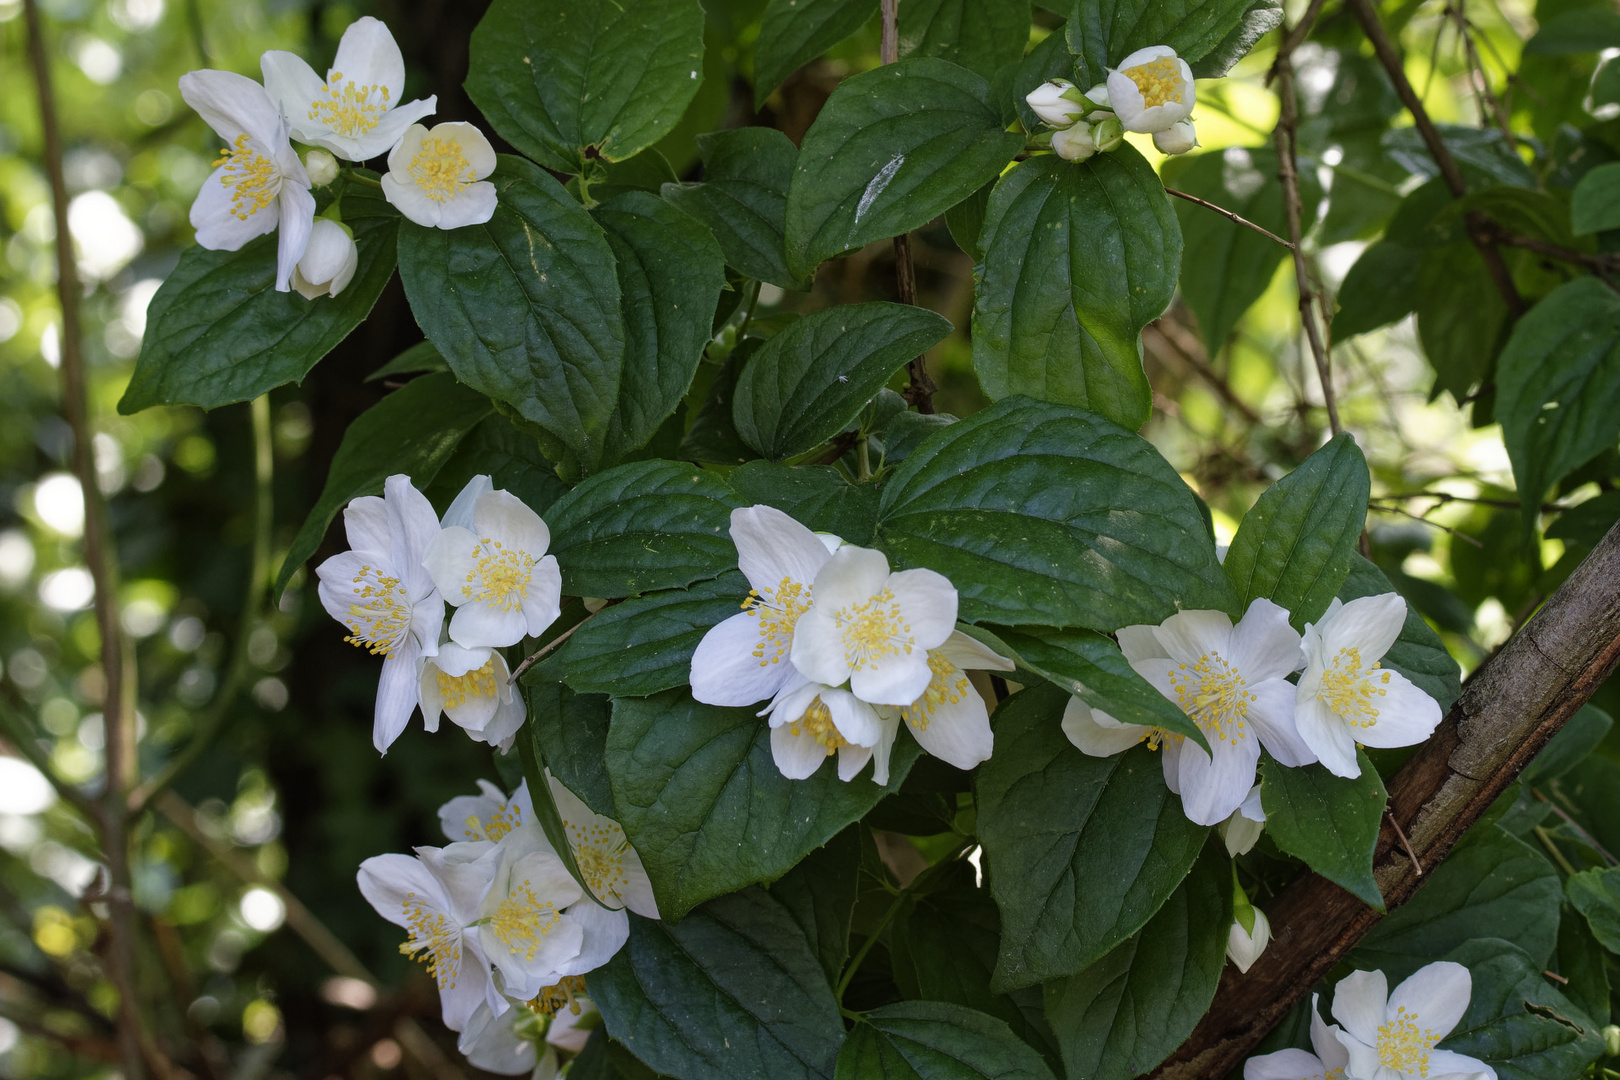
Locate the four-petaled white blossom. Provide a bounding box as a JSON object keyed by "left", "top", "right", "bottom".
{"left": 1331, "top": 962, "right": 1497, "bottom": 1080}
{"left": 316, "top": 474, "right": 444, "bottom": 753}
{"left": 262, "top": 16, "right": 437, "bottom": 162}
{"left": 1107, "top": 45, "right": 1196, "bottom": 133}
{"left": 761, "top": 674, "right": 885, "bottom": 782}
{"left": 1296, "top": 595, "right": 1442, "bottom": 779}
{"left": 178, "top": 69, "right": 314, "bottom": 293}
{"left": 871, "top": 631, "right": 1014, "bottom": 781}
{"left": 1244, "top": 994, "right": 1352, "bottom": 1080}
{"left": 1062, "top": 599, "right": 1317, "bottom": 826}
{"left": 425, "top": 487, "right": 562, "bottom": 650}
{"left": 292, "top": 218, "right": 358, "bottom": 299}
{"left": 550, "top": 774, "right": 659, "bottom": 919}
{"left": 418, "top": 641, "right": 526, "bottom": 752}
{"left": 383, "top": 122, "right": 499, "bottom": 229}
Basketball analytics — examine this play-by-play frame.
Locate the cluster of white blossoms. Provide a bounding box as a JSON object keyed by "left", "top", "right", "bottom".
{"left": 315, "top": 473, "right": 561, "bottom": 754}
{"left": 690, "top": 506, "right": 1013, "bottom": 784}
{"left": 179, "top": 17, "right": 497, "bottom": 296}
{"left": 1025, "top": 45, "right": 1199, "bottom": 161}
{"left": 1246, "top": 962, "right": 1497, "bottom": 1080}
{"left": 359, "top": 776, "right": 656, "bottom": 1071}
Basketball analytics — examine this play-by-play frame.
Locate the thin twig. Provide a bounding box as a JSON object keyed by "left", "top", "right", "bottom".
{"left": 1366, "top": 503, "right": 1486, "bottom": 547}
{"left": 1372, "top": 489, "right": 1569, "bottom": 512}
{"left": 1266, "top": 0, "right": 1333, "bottom": 84}
{"left": 1164, "top": 189, "right": 1295, "bottom": 249}
{"left": 1145, "top": 318, "right": 1263, "bottom": 424}
{"left": 1532, "top": 787, "right": 1620, "bottom": 866}
{"left": 509, "top": 611, "right": 600, "bottom": 684}
{"left": 1448, "top": 0, "right": 1515, "bottom": 147}
{"left": 1387, "top": 810, "right": 1423, "bottom": 874}
{"left": 1533, "top": 824, "right": 1581, "bottom": 877}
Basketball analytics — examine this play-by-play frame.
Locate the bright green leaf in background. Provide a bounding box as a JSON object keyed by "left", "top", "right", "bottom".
{"left": 662, "top": 128, "right": 810, "bottom": 291}
{"left": 755, "top": 0, "right": 875, "bottom": 106}
{"left": 1571, "top": 162, "right": 1620, "bottom": 234}
{"left": 836, "top": 1001, "right": 1058, "bottom": 1080}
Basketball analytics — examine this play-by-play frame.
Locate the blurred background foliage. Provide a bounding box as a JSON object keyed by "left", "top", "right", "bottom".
{"left": 1, "top": 0, "right": 1619, "bottom": 1076}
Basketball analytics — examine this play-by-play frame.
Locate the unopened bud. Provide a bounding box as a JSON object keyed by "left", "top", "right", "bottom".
{"left": 293, "top": 218, "right": 358, "bottom": 300}
{"left": 1091, "top": 116, "right": 1124, "bottom": 153}
{"left": 1153, "top": 118, "right": 1199, "bottom": 155}
{"left": 1052, "top": 122, "right": 1096, "bottom": 162}
{"left": 1226, "top": 908, "right": 1270, "bottom": 974}
{"left": 1084, "top": 83, "right": 1113, "bottom": 119}
{"left": 304, "top": 149, "right": 339, "bottom": 187}
{"left": 1025, "top": 79, "right": 1086, "bottom": 129}
{"left": 1604, "top": 1024, "right": 1620, "bottom": 1058}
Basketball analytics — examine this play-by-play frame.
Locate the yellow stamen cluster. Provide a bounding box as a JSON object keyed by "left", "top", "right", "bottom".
{"left": 1376, "top": 1006, "right": 1436, "bottom": 1076}
{"left": 832, "top": 588, "right": 911, "bottom": 671}
{"left": 462, "top": 539, "right": 536, "bottom": 610}
{"left": 213, "top": 134, "right": 279, "bottom": 221}
{"left": 343, "top": 565, "right": 411, "bottom": 656}
{"left": 527, "top": 974, "right": 587, "bottom": 1017}
{"left": 1317, "top": 647, "right": 1391, "bottom": 727}
{"left": 309, "top": 72, "right": 390, "bottom": 136}
{"left": 743, "top": 577, "right": 812, "bottom": 667}
{"left": 1166, "top": 650, "right": 1255, "bottom": 742}
{"left": 437, "top": 657, "right": 500, "bottom": 709}
{"left": 399, "top": 893, "right": 458, "bottom": 989}
{"left": 1125, "top": 55, "right": 1186, "bottom": 108}
{"left": 1137, "top": 726, "right": 1180, "bottom": 751}
{"left": 409, "top": 137, "right": 473, "bottom": 203}
{"left": 462, "top": 800, "right": 522, "bottom": 842}
{"left": 900, "top": 652, "right": 969, "bottom": 732}
{"left": 789, "top": 697, "right": 848, "bottom": 756}
{"left": 489, "top": 881, "right": 563, "bottom": 962}
{"left": 565, "top": 814, "right": 629, "bottom": 904}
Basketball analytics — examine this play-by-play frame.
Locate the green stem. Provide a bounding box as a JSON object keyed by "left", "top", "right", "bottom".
{"left": 1533, "top": 825, "right": 1580, "bottom": 877}
{"left": 343, "top": 171, "right": 383, "bottom": 190}
{"left": 857, "top": 436, "right": 872, "bottom": 481}
{"left": 834, "top": 839, "right": 975, "bottom": 1002}
{"left": 737, "top": 279, "right": 763, "bottom": 340}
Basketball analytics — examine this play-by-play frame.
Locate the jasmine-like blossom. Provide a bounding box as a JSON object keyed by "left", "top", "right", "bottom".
{"left": 292, "top": 218, "right": 358, "bottom": 299}
{"left": 424, "top": 486, "right": 562, "bottom": 650}
{"left": 261, "top": 16, "right": 437, "bottom": 162}
{"left": 1107, "top": 45, "right": 1196, "bottom": 134}
{"left": 1219, "top": 784, "right": 1266, "bottom": 856}
{"left": 418, "top": 641, "right": 526, "bottom": 752}
{"left": 871, "top": 632, "right": 1014, "bottom": 781}
{"left": 1244, "top": 995, "right": 1351, "bottom": 1080}
{"left": 760, "top": 675, "right": 884, "bottom": 782}
{"left": 1295, "top": 595, "right": 1442, "bottom": 779}
{"left": 382, "top": 121, "right": 498, "bottom": 229}
{"left": 458, "top": 993, "right": 598, "bottom": 1078}
{"left": 549, "top": 776, "right": 659, "bottom": 918}
{"left": 178, "top": 69, "right": 314, "bottom": 292}
{"left": 1331, "top": 962, "right": 1497, "bottom": 1080}
{"left": 316, "top": 474, "right": 444, "bottom": 753}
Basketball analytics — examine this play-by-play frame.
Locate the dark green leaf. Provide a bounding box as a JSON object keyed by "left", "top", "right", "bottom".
{"left": 594, "top": 192, "right": 728, "bottom": 467}
{"left": 726, "top": 461, "right": 883, "bottom": 545}
{"left": 1223, "top": 432, "right": 1371, "bottom": 629}
{"left": 517, "top": 716, "right": 604, "bottom": 906}
{"left": 1041, "top": 844, "right": 1231, "bottom": 1080}
{"left": 1383, "top": 126, "right": 1536, "bottom": 190}
{"left": 274, "top": 373, "right": 493, "bottom": 595}
{"left": 569, "top": 151, "right": 681, "bottom": 205}
{"left": 682, "top": 342, "right": 757, "bottom": 465}
{"left": 1547, "top": 489, "right": 1620, "bottom": 549}
{"left": 876, "top": 397, "right": 1236, "bottom": 630}
{"left": 1415, "top": 243, "right": 1510, "bottom": 403}
{"left": 971, "top": 151, "right": 1178, "bottom": 430}
{"left": 421, "top": 413, "right": 569, "bottom": 520}
{"left": 570, "top": 1029, "right": 662, "bottom": 1080}
{"left": 784, "top": 58, "right": 1022, "bottom": 279}
{"left": 1333, "top": 241, "right": 1421, "bottom": 339}
{"left": 836, "top": 1001, "right": 1057, "bottom": 1080}
{"left": 898, "top": 0, "right": 1031, "bottom": 79}
{"left": 1555, "top": 902, "right": 1611, "bottom": 1026}
{"left": 523, "top": 682, "right": 614, "bottom": 816}
{"left": 662, "top": 128, "right": 809, "bottom": 291}
{"left": 366, "top": 340, "right": 446, "bottom": 383}
{"left": 120, "top": 188, "right": 397, "bottom": 413}
{"left": 1438, "top": 939, "right": 1605, "bottom": 1080}
{"left": 1337, "top": 557, "right": 1461, "bottom": 711}
{"left": 732, "top": 302, "right": 953, "bottom": 460}
{"left": 755, "top": 0, "right": 875, "bottom": 106}
{"left": 397, "top": 156, "right": 624, "bottom": 472}
{"left": 945, "top": 181, "right": 995, "bottom": 262}
{"left": 1188, "top": 0, "right": 1282, "bottom": 78}
{"left": 1566, "top": 865, "right": 1620, "bottom": 952}
{"left": 591, "top": 893, "right": 844, "bottom": 1080}
{"left": 466, "top": 0, "right": 706, "bottom": 172}
{"left": 545, "top": 459, "right": 743, "bottom": 599}
{"left": 976, "top": 684, "right": 1208, "bottom": 990}
{"left": 1497, "top": 278, "right": 1620, "bottom": 521}
{"left": 1067, "top": 0, "right": 1261, "bottom": 77}
{"left": 1524, "top": 8, "right": 1620, "bottom": 54}
{"left": 1523, "top": 705, "right": 1613, "bottom": 786}
{"left": 1260, "top": 749, "right": 1387, "bottom": 909}
{"left": 769, "top": 826, "right": 861, "bottom": 987}
{"left": 606, "top": 690, "right": 923, "bottom": 919}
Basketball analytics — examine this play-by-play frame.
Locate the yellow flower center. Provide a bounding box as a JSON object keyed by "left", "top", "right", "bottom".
{"left": 831, "top": 587, "right": 912, "bottom": 671}
{"left": 1376, "top": 1006, "right": 1436, "bottom": 1076}
{"left": 565, "top": 814, "right": 629, "bottom": 906}
{"left": 528, "top": 974, "right": 587, "bottom": 1017}
{"left": 1125, "top": 55, "right": 1185, "bottom": 108}
{"left": 1138, "top": 726, "right": 1180, "bottom": 751}
{"left": 409, "top": 137, "right": 473, "bottom": 203}
{"left": 343, "top": 564, "right": 412, "bottom": 657}
{"left": 1166, "top": 651, "right": 1254, "bottom": 743}
{"left": 789, "top": 697, "right": 848, "bottom": 756}
{"left": 399, "top": 893, "right": 458, "bottom": 989}
{"left": 309, "top": 71, "right": 391, "bottom": 137}
{"left": 900, "top": 651, "right": 969, "bottom": 732}
{"left": 743, "top": 577, "right": 813, "bottom": 667}
{"left": 461, "top": 539, "right": 536, "bottom": 611}
{"left": 489, "top": 880, "right": 563, "bottom": 962}
{"left": 461, "top": 800, "right": 522, "bottom": 842}
{"left": 212, "top": 134, "right": 280, "bottom": 221}
{"left": 437, "top": 657, "right": 500, "bottom": 709}
{"left": 1317, "top": 647, "right": 1391, "bottom": 728}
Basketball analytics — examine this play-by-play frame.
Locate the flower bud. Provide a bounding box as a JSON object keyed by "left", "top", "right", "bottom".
{"left": 303, "top": 149, "right": 339, "bottom": 187}
{"left": 1153, "top": 118, "right": 1199, "bottom": 155}
{"left": 1226, "top": 908, "right": 1270, "bottom": 974}
{"left": 1107, "top": 45, "right": 1196, "bottom": 134}
{"left": 1025, "top": 79, "right": 1086, "bottom": 128}
{"left": 1052, "top": 122, "right": 1096, "bottom": 162}
{"left": 1605, "top": 1025, "right": 1620, "bottom": 1058}
{"left": 293, "top": 218, "right": 358, "bottom": 300}
{"left": 1091, "top": 116, "right": 1125, "bottom": 153}
{"left": 1084, "top": 83, "right": 1113, "bottom": 119}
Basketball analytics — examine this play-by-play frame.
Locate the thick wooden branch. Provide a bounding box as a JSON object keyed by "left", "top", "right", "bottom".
{"left": 1153, "top": 520, "right": 1620, "bottom": 1080}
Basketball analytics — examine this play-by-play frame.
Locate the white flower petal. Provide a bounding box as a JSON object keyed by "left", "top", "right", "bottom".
{"left": 1321, "top": 593, "right": 1407, "bottom": 663}
{"left": 474, "top": 490, "right": 550, "bottom": 556}
{"left": 450, "top": 601, "right": 530, "bottom": 650}
{"left": 382, "top": 170, "right": 443, "bottom": 227}
{"left": 1426, "top": 1051, "right": 1497, "bottom": 1080}
{"left": 1295, "top": 696, "right": 1360, "bottom": 778}
{"left": 1175, "top": 734, "right": 1259, "bottom": 825}
{"left": 356, "top": 852, "right": 449, "bottom": 927}
{"left": 770, "top": 722, "right": 831, "bottom": 780}
{"left": 1330, "top": 968, "right": 1389, "bottom": 1046}
{"left": 522, "top": 555, "right": 563, "bottom": 639}
{"left": 189, "top": 161, "right": 280, "bottom": 252}
{"left": 789, "top": 607, "right": 852, "bottom": 688}
{"left": 811, "top": 545, "right": 892, "bottom": 610}
{"left": 836, "top": 742, "right": 874, "bottom": 781}
{"left": 444, "top": 475, "right": 494, "bottom": 532}
{"left": 341, "top": 494, "right": 391, "bottom": 554}
{"left": 385, "top": 474, "right": 443, "bottom": 598}
{"left": 1249, "top": 679, "right": 1316, "bottom": 768}
{"left": 375, "top": 643, "right": 421, "bottom": 752}
{"left": 851, "top": 648, "right": 934, "bottom": 707}
{"left": 1231, "top": 599, "right": 1303, "bottom": 682}
{"left": 425, "top": 525, "right": 478, "bottom": 605}
{"left": 179, "top": 69, "right": 285, "bottom": 148}
{"left": 553, "top": 899, "right": 629, "bottom": 978}
{"left": 906, "top": 677, "right": 993, "bottom": 770}
{"left": 1116, "top": 623, "right": 1167, "bottom": 662}
{"left": 259, "top": 50, "right": 327, "bottom": 138}
{"left": 1310, "top": 996, "right": 1350, "bottom": 1072}
{"left": 691, "top": 610, "right": 798, "bottom": 706}
{"left": 733, "top": 505, "right": 831, "bottom": 593}
{"left": 1154, "top": 609, "right": 1233, "bottom": 665}
{"left": 822, "top": 687, "right": 883, "bottom": 747}
{"left": 274, "top": 181, "right": 316, "bottom": 292}
{"left": 618, "top": 846, "right": 660, "bottom": 919}
{"left": 436, "top": 182, "right": 500, "bottom": 230}
{"left": 887, "top": 567, "right": 958, "bottom": 650}
{"left": 1243, "top": 1049, "right": 1327, "bottom": 1080}
{"left": 1063, "top": 698, "right": 1152, "bottom": 757}
{"left": 1388, "top": 961, "right": 1471, "bottom": 1041}
{"left": 869, "top": 712, "right": 902, "bottom": 785}
{"left": 936, "top": 630, "right": 1015, "bottom": 672}
{"left": 332, "top": 16, "right": 406, "bottom": 101}
{"left": 1355, "top": 670, "right": 1443, "bottom": 749}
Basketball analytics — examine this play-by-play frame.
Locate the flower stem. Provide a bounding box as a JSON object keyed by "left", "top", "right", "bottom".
{"left": 1532, "top": 825, "right": 1580, "bottom": 877}
{"left": 834, "top": 838, "right": 975, "bottom": 1003}
{"left": 344, "top": 170, "right": 384, "bottom": 190}
{"left": 857, "top": 436, "right": 872, "bottom": 481}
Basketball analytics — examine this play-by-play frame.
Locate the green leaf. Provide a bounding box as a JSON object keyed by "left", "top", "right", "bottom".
{"left": 1414, "top": 242, "right": 1510, "bottom": 403}
{"left": 1167, "top": 147, "right": 1319, "bottom": 350}
{"left": 755, "top": 0, "right": 875, "bottom": 107}
{"left": 517, "top": 715, "right": 605, "bottom": 907}
{"left": 594, "top": 192, "right": 728, "bottom": 467}
{"left": 1555, "top": 902, "right": 1612, "bottom": 1026}
{"left": 606, "top": 690, "right": 924, "bottom": 919}
{"left": 732, "top": 302, "right": 953, "bottom": 460}
{"left": 1260, "top": 749, "right": 1387, "bottom": 909}
{"left": 1067, "top": 0, "right": 1261, "bottom": 77}
{"left": 1438, "top": 939, "right": 1605, "bottom": 1080}
{"left": 590, "top": 893, "right": 844, "bottom": 1080}
{"left": 836, "top": 1002, "right": 1057, "bottom": 1080}
{"left": 366, "top": 340, "right": 447, "bottom": 383}
{"left": 120, "top": 187, "right": 397, "bottom": 414}
{"left": 1333, "top": 241, "right": 1421, "bottom": 339}
{"left": 727, "top": 461, "right": 883, "bottom": 545}
{"left": 768, "top": 826, "right": 861, "bottom": 987}
{"left": 1547, "top": 489, "right": 1620, "bottom": 549}
{"left": 945, "top": 181, "right": 995, "bottom": 262}
{"left": 898, "top": 0, "right": 1032, "bottom": 79}
{"left": 523, "top": 682, "right": 614, "bottom": 816}
{"left": 397, "top": 156, "right": 624, "bottom": 472}
{"left": 542, "top": 572, "right": 746, "bottom": 698}
{"left": 1351, "top": 825, "right": 1562, "bottom": 982}
{"left": 466, "top": 0, "right": 706, "bottom": 173}
{"left": 662, "top": 128, "right": 810, "bottom": 291}
{"left": 571, "top": 1029, "right": 661, "bottom": 1080}
{"left": 274, "top": 373, "right": 493, "bottom": 595}
{"left": 421, "top": 413, "right": 569, "bottom": 520}
{"left": 1523, "top": 7, "right": 1620, "bottom": 54}
{"left": 682, "top": 342, "right": 757, "bottom": 465}
{"left": 1566, "top": 866, "right": 1620, "bottom": 952}
{"left": 1187, "top": 0, "right": 1282, "bottom": 78}
{"left": 784, "top": 58, "right": 1022, "bottom": 280}
{"left": 876, "top": 397, "right": 1236, "bottom": 630}
{"left": 1522, "top": 705, "right": 1612, "bottom": 786}
{"left": 545, "top": 459, "right": 743, "bottom": 599}
{"left": 1337, "top": 557, "right": 1461, "bottom": 711}
{"left": 971, "top": 151, "right": 1179, "bottom": 430}
{"left": 1041, "top": 844, "right": 1231, "bottom": 1080}
{"left": 1498, "top": 278, "right": 1620, "bottom": 522}
{"left": 976, "top": 684, "right": 1209, "bottom": 990}
{"left": 1222, "top": 432, "right": 1371, "bottom": 629}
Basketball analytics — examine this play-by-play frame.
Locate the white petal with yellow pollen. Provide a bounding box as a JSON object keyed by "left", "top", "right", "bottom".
{"left": 549, "top": 775, "right": 659, "bottom": 919}
{"left": 425, "top": 489, "right": 561, "bottom": 650}
{"left": 1106, "top": 44, "right": 1196, "bottom": 133}
{"left": 1332, "top": 962, "right": 1494, "bottom": 1080}
{"left": 885, "top": 632, "right": 1011, "bottom": 770}
{"left": 764, "top": 676, "right": 882, "bottom": 782}
{"left": 476, "top": 847, "right": 587, "bottom": 1001}
{"left": 419, "top": 641, "right": 513, "bottom": 736}
{"left": 1061, "top": 698, "right": 1154, "bottom": 757}
{"left": 383, "top": 121, "right": 498, "bottom": 229}
{"left": 438, "top": 778, "right": 531, "bottom": 844}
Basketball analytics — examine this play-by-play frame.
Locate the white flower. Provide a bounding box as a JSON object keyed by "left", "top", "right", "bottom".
{"left": 1296, "top": 595, "right": 1442, "bottom": 779}
{"left": 1219, "top": 784, "right": 1266, "bottom": 856}
{"left": 418, "top": 641, "right": 527, "bottom": 752}
{"left": 1025, "top": 78, "right": 1087, "bottom": 128}
{"left": 424, "top": 487, "right": 562, "bottom": 650}
{"left": 690, "top": 505, "right": 834, "bottom": 708}
{"left": 1061, "top": 600, "right": 1317, "bottom": 826}
{"left": 760, "top": 675, "right": 884, "bottom": 782}
{"left": 292, "top": 218, "right": 358, "bottom": 300}
{"left": 1331, "top": 963, "right": 1497, "bottom": 1080}
{"left": 474, "top": 833, "right": 592, "bottom": 1005}
{"left": 549, "top": 775, "right": 659, "bottom": 918}
{"left": 1053, "top": 122, "right": 1097, "bottom": 162}
{"left": 1227, "top": 907, "right": 1270, "bottom": 973}
{"left": 872, "top": 631, "right": 1014, "bottom": 779}
{"left": 383, "top": 122, "right": 498, "bottom": 229}
{"left": 303, "top": 149, "right": 339, "bottom": 187}
{"left": 1107, "top": 45, "right": 1196, "bottom": 133}
{"left": 458, "top": 998, "right": 545, "bottom": 1076}
{"left": 791, "top": 546, "right": 958, "bottom": 707}
{"left": 178, "top": 69, "right": 314, "bottom": 292}
{"left": 1244, "top": 995, "right": 1351, "bottom": 1080}
{"left": 261, "top": 16, "right": 437, "bottom": 162}
{"left": 316, "top": 474, "right": 445, "bottom": 753}
{"left": 1154, "top": 118, "right": 1199, "bottom": 155}
{"left": 439, "top": 778, "right": 530, "bottom": 844}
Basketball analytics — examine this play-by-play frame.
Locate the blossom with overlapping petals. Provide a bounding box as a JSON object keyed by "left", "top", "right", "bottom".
{"left": 1331, "top": 963, "right": 1497, "bottom": 1080}
{"left": 383, "top": 122, "right": 498, "bottom": 229}
{"left": 1244, "top": 994, "right": 1352, "bottom": 1080}
{"left": 871, "top": 631, "right": 1014, "bottom": 781}
{"left": 425, "top": 487, "right": 561, "bottom": 650}
{"left": 1107, "top": 45, "right": 1196, "bottom": 133}
{"left": 418, "top": 641, "right": 526, "bottom": 751}
{"left": 760, "top": 674, "right": 884, "bottom": 782}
